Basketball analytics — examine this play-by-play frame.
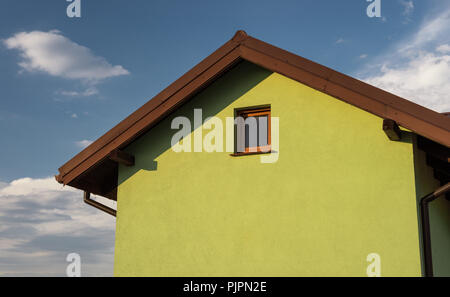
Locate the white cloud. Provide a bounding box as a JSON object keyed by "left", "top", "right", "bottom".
{"left": 335, "top": 38, "right": 344, "bottom": 44}
{"left": 75, "top": 140, "right": 93, "bottom": 148}
{"left": 0, "top": 177, "right": 72, "bottom": 198}
{"left": 365, "top": 53, "right": 450, "bottom": 112}
{"left": 57, "top": 87, "right": 99, "bottom": 97}
{"left": 360, "top": 8, "right": 450, "bottom": 112}
{"left": 0, "top": 177, "right": 115, "bottom": 276}
{"left": 437, "top": 44, "right": 450, "bottom": 54}
{"left": 3, "top": 30, "right": 129, "bottom": 81}
{"left": 71, "top": 113, "right": 78, "bottom": 119}
{"left": 402, "top": 9, "right": 450, "bottom": 54}
{"left": 400, "top": 0, "right": 414, "bottom": 16}
{"left": 359, "top": 54, "right": 368, "bottom": 59}
{"left": 399, "top": 0, "right": 414, "bottom": 24}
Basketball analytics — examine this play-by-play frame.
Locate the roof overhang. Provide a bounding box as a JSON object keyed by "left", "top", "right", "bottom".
{"left": 56, "top": 30, "right": 450, "bottom": 199}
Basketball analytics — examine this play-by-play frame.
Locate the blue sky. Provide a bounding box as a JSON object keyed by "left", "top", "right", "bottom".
{"left": 0, "top": 0, "right": 448, "bottom": 181}
{"left": 0, "top": 0, "right": 449, "bottom": 276}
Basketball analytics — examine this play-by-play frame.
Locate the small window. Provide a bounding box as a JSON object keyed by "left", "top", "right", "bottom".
{"left": 234, "top": 106, "right": 271, "bottom": 155}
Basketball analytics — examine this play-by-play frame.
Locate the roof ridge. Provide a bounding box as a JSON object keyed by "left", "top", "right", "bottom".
{"left": 240, "top": 34, "right": 450, "bottom": 131}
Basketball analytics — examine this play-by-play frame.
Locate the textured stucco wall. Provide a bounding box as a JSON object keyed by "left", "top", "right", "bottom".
{"left": 114, "top": 61, "right": 422, "bottom": 276}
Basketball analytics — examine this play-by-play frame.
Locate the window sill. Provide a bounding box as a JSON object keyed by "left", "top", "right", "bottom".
{"left": 230, "top": 150, "right": 273, "bottom": 157}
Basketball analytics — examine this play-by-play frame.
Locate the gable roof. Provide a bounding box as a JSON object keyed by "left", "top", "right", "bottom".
{"left": 56, "top": 30, "right": 450, "bottom": 199}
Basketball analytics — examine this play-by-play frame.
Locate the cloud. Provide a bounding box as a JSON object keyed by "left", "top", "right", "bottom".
{"left": 57, "top": 87, "right": 99, "bottom": 97}
{"left": 3, "top": 30, "right": 129, "bottom": 81}
{"left": 403, "top": 9, "right": 450, "bottom": 54}
{"left": 75, "top": 140, "right": 93, "bottom": 148}
{"left": 365, "top": 53, "right": 450, "bottom": 112}
{"left": 437, "top": 44, "right": 450, "bottom": 54}
{"left": 399, "top": 0, "right": 414, "bottom": 24}
{"left": 400, "top": 0, "right": 414, "bottom": 16}
{"left": 335, "top": 38, "right": 345, "bottom": 44}
{"left": 359, "top": 54, "right": 368, "bottom": 59}
{"left": 359, "top": 8, "right": 450, "bottom": 112}
{"left": 0, "top": 177, "right": 116, "bottom": 276}
{"left": 0, "top": 177, "right": 69, "bottom": 197}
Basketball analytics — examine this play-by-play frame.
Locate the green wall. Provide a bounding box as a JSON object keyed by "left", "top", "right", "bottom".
{"left": 413, "top": 138, "right": 450, "bottom": 276}
{"left": 114, "top": 61, "right": 422, "bottom": 276}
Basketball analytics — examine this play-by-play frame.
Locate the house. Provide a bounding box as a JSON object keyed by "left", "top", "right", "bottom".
{"left": 56, "top": 31, "right": 450, "bottom": 277}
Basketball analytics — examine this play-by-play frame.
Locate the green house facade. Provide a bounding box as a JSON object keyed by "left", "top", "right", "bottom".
{"left": 57, "top": 31, "right": 450, "bottom": 277}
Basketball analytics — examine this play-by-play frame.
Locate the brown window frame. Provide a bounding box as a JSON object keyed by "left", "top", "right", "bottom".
{"left": 233, "top": 106, "right": 271, "bottom": 156}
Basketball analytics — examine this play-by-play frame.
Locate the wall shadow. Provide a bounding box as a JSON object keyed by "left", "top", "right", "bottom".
{"left": 117, "top": 61, "right": 272, "bottom": 186}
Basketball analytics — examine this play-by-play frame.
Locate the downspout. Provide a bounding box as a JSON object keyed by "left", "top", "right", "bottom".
{"left": 84, "top": 191, "right": 117, "bottom": 217}
{"left": 420, "top": 182, "right": 450, "bottom": 277}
